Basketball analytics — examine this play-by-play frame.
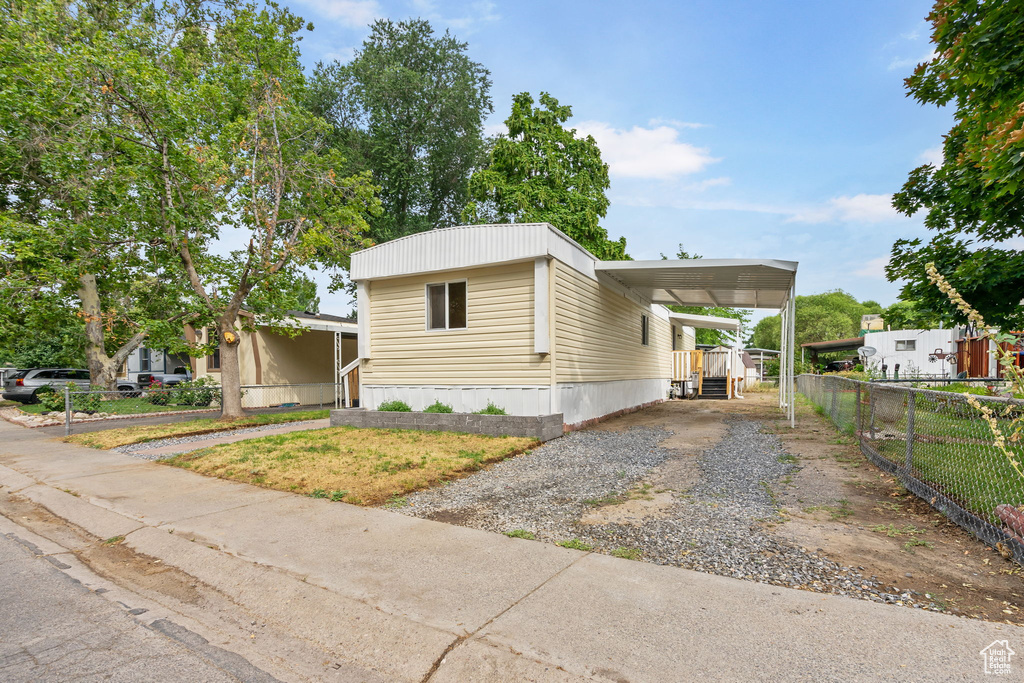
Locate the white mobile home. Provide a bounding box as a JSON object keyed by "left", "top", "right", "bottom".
{"left": 350, "top": 223, "right": 798, "bottom": 427}
{"left": 862, "top": 328, "right": 958, "bottom": 378}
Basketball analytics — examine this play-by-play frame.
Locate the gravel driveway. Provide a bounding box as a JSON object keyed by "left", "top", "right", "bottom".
{"left": 396, "top": 413, "right": 940, "bottom": 610}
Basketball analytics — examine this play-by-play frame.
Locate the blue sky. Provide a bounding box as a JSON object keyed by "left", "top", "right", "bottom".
{"left": 283, "top": 0, "right": 949, "bottom": 320}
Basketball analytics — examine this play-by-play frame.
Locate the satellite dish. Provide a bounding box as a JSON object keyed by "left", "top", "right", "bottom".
{"left": 859, "top": 346, "right": 877, "bottom": 357}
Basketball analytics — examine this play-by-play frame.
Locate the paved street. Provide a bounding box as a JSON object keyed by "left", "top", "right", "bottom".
{"left": 0, "top": 531, "right": 270, "bottom": 682}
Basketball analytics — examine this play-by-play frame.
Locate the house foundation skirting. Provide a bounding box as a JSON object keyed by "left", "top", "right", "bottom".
{"left": 556, "top": 378, "right": 669, "bottom": 425}
{"left": 360, "top": 378, "right": 669, "bottom": 426}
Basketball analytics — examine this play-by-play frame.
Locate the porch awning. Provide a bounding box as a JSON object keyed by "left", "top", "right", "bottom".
{"left": 595, "top": 259, "right": 798, "bottom": 309}
{"left": 668, "top": 312, "right": 742, "bottom": 332}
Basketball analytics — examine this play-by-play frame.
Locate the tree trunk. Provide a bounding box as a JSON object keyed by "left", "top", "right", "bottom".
{"left": 77, "top": 273, "right": 146, "bottom": 390}
{"left": 218, "top": 322, "right": 245, "bottom": 419}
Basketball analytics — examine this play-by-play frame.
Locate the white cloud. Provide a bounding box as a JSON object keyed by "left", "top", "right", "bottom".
{"left": 888, "top": 49, "right": 936, "bottom": 72}
{"left": 573, "top": 121, "right": 719, "bottom": 180}
{"left": 853, "top": 256, "right": 890, "bottom": 279}
{"left": 482, "top": 120, "right": 507, "bottom": 138}
{"left": 321, "top": 47, "right": 356, "bottom": 64}
{"left": 409, "top": 0, "right": 500, "bottom": 34}
{"left": 294, "top": 0, "right": 379, "bottom": 28}
{"left": 787, "top": 193, "right": 898, "bottom": 224}
{"left": 918, "top": 146, "right": 943, "bottom": 166}
{"left": 647, "top": 117, "right": 708, "bottom": 130}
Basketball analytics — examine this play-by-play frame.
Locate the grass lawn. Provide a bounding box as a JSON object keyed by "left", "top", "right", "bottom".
{"left": 803, "top": 387, "right": 1024, "bottom": 523}
{"left": 65, "top": 409, "right": 330, "bottom": 449}
{"left": 164, "top": 426, "right": 538, "bottom": 506}
{"left": 19, "top": 397, "right": 213, "bottom": 416}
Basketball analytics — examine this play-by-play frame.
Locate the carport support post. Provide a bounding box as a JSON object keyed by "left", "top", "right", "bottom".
{"left": 64, "top": 385, "right": 71, "bottom": 437}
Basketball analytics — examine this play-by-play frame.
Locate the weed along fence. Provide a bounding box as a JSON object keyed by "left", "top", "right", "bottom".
{"left": 797, "top": 374, "right": 1024, "bottom": 566}
{"left": 25, "top": 382, "right": 351, "bottom": 436}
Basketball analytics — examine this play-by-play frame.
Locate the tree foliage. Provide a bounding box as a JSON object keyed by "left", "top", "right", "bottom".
{"left": 463, "top": 92, "right": 628, "bottom": 260}
{"left": 661, "top": 245, "right": 750, "bottom": 345}
{"left": 749, "top": 291, "right": 881, "bottom": 351}
{"left": 0, "top": 0, "right": 193, "bottom": 386}
{"left": 880, "top": 300, "right": 943, "bottom": 331}
{"left": 889, "top": 0, "right": 1024, "bottom": 329}
{"left": 309, "top": 19, "right": 492, "bottom": 243}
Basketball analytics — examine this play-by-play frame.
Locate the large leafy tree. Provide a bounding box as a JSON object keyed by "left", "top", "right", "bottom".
{"left": 661, "top": 245, "right": 750, "bottom": 345}
{"left": 95, "top": 3, "right": 379, "bottom": 418}
{"left": 463, "top": 92, "right": 628, "bottom": 260}
{"left": 749, "top": 291, "right": 881, "bottom": 351}
{"left": 0, "top": 0, "right": 193, "bottom": 387}
{"left": 889, "top": 0, "right": 1024, "bottom": 329}
{"left": 310, "top": 19, "right": 492, "bottom": 243}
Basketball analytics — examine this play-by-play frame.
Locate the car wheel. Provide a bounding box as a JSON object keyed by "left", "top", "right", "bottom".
{"left": 118, "top": 386, "right": 140, "bottom": 398}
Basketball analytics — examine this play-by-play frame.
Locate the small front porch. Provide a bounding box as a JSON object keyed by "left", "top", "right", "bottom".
{"left": 668, "top": 312, "right": 746, "bottom": 400}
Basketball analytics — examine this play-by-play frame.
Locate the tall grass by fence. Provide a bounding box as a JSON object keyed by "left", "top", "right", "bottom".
{"left": 797, "top": 374, "right": 1024, "bottom": 566}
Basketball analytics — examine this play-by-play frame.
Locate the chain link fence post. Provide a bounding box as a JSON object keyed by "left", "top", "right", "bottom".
{"left": 904, "top": 391, "right": 915, "bottom": 472}
{"left": 64, "top": 385, "right": 72, "bottom": 436}
{"left": 855, "top": 382, "right": 861, "bottom": 438}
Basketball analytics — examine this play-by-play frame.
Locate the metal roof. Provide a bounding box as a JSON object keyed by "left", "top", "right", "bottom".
{"left": 800, "top": 337, "right": 865, "bottom": 352}
{"left": 595, "top": 259, "right": 798, "bottom": 309}
{"left": 667, "top": 311, "right": 742, "bottom": 332}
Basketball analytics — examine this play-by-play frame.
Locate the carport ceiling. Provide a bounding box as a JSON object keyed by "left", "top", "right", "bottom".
{"left": 596, "top": 259, "right": 798, "bottom": 309}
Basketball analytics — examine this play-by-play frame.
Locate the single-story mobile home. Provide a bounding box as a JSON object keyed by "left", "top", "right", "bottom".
{"left": 349, "top": 223, "right": 798, "bottom": 427}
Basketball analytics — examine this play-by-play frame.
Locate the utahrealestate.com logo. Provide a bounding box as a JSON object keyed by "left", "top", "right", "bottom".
{"left": 980, "top": 640, "right": 1015, "bottom": 676}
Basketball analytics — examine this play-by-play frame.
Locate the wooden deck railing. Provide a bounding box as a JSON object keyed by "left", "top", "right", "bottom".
{"left": 702, "top": 351, "right": 731, "bottom": 378}
{"left": 672, "top": 350, "right": 703, "bottom": 383}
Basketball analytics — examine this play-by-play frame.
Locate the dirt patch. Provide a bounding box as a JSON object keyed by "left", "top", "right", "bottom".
{"left": 732, "top": 393, "right": 1024, "bottom": 626}
{"left": 583, "top": 401, "right": 730, "bottom": 526}
{"left": 0, "top": 488, "right": 206, "bottom": 605}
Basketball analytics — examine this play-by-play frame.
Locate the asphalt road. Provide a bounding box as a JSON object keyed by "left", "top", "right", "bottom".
{"left": 0, "top": 532, "right": 273, "bottom": 682}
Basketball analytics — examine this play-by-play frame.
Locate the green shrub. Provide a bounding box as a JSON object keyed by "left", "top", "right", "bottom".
{"left": 146, "top": 380, "right": 170, "bottom": 405}
{"left": 35, "top": 384, "right": 63, "bottom": 411}
{"left": 377, "top": 399, "right": 412, "bottom": 412}
{"left": 173, "top": 377, "right": 221, "bottom": 407}
{"left": 473, "top": 402, "right": 506, "bottom": 415}
{"left": 423, "top": 400, "right": 453, "bottom": 414}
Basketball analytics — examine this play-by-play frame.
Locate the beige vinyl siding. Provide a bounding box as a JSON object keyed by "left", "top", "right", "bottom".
{"left": 554, "top": 261, "right": 672, "bottom": 382}
{"left": 363, "top": 261, "right": 550, "bottom": 385}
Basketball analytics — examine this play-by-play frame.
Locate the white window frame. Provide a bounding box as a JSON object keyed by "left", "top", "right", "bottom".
{"left": 139, "top": 347, "right": 151, "bottom": 372}
{"left": 424, "top": 279, "right": 468, "bottom": 332}
{"left": 895, "top": 339, "right": 916, "bottom": 352}
{"left": 641, "top": 314, "right": 650, "bottom": 346}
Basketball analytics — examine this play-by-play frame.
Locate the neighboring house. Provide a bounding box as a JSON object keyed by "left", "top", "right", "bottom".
{"left": 120, "top": 348, "right": 191, "bottom": 383}
{"left": 861, "top": 313, "right": 884, "bottom": 333}
{"left": 744, "top": 348, "right": 780, "bottom": 380}
{"left": 350, "top": 223, "right": 798, "bottom": 426}
{"left": 862, "top": 328, "right": 958, "bottom": 378}
{"left": 192, "top": 311, "right": 359, "bottom": 407}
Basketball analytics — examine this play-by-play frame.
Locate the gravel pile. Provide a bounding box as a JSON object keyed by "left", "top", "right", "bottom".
{"left": 116, "top": 420, "right": 325, "bottom": 460}
{"left": 397, "top": 417, "right": 945, "bottom": 612}
{"left": 399, "top": 428, "right": 674, "bottom": 537}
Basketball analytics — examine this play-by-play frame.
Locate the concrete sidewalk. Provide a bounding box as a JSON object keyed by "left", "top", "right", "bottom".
{"left": 0, "top": 420, "right": 1020, "bottom": 681}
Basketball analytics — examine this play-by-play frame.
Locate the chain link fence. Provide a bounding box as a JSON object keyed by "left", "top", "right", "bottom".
{"left": 15, "top": 382, "right": 350, "bottom": 435}
{"left": 798, "top": 374, "right": 1024, "bottom": 565}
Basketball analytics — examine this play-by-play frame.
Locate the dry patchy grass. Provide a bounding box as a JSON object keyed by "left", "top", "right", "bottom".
{"left": 164, "top": 426, "right": 538, "bottom": 506}
{"left": 66, "top": 410, "right": 329, "bottom": 449}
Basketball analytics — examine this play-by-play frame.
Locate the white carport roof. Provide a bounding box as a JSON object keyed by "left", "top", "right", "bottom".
{"left": 595, "top": 259, "right": 798, "bottom": 309}
{"left": 668, "top": 312, "right": 742, "bottom": 332}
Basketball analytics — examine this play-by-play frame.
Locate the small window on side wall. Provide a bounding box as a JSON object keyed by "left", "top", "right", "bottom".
{"left": 207, "top": 330, "right": 221, "bottom": 370}
{"left": 641, "top": 314, "right": 650, "bottom": 346}
{"left": 895, "top": 339, "right": 916, "bottom": 351}
{"left": 426, "top": 281, "right": 467, "bottom": 330}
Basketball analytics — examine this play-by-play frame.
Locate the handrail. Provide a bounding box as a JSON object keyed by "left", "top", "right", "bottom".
{"left": 338, "top": 357, "right": 361, "bottom": 408}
